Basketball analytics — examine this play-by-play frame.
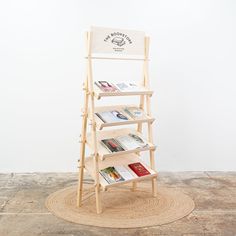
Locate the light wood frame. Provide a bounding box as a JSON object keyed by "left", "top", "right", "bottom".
{"left": 77, "top": 31, "right": 158, "bottom": 214}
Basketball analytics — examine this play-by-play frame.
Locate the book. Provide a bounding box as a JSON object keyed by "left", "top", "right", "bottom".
{"left": 95, "top": 81, "right": 118, "bottom": 92}
{"left": 124, "top": 107, "right": 145, "bottom": 119}
{"left": 95, "top": 110, "right": 129, "bottom": 123}
{"left": 116, "top": 133, "right": 148, "bottom": 150}
{"left": 99, "top": 167, "right": 125, "bottom": 184}
{"left": 128, "top": 162, "right": 151, "bottom": 177}
{"left": 101, "top": 138, "right": 125, "bottom": 153}
{"left": 114, "top": 82, "right": 141, "bottom": 92}
{"left": 100, "top": 166, "right": 135, "bottom": 184}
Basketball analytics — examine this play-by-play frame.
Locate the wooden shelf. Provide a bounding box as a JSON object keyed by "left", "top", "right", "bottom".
{"left": 84, "top": 153, "right": 158, "bottom": 190}
{"left": 93, "top": 85, "right": 153, "bottom": 99}
{"left": 77, "top": 29, "right": 157, "bottom": 214}
{"left": 91, "top": 105, "right": 155, "bottom": 130}
{"left": 86, "top": 128, "right": 156, "bottom": 160}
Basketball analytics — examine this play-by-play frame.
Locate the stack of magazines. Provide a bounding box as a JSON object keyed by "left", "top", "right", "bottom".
{"left": 99, "top": 162, "right": 151, "bottom": 184}
{"left": 101, "top": 133, "right": 149, "bottom": 153}
{"left": 95, "top": 80, "right": 143, "bottom": 92}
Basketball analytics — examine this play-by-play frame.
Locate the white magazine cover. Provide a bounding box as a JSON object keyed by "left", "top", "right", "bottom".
{"left": 116, "top": 133, "right": 148, "bottom": 150}
{"left": 96, "top": 110, "right": 129, "bottom": 123}
{"left": 114, "top": 81, "right": 143, "bottom": 92}
{"left": 124, "top": 107, "right": 145, "bottom": 119}
{"left": 115, "top": 166, "right": 135, "bottom": 180}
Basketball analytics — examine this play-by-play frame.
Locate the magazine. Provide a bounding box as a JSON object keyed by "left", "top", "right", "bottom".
{"left": 115, "top": 166, "right": 134, "bottom": 181}
{"left": 114, "top": 82, "right": 141, "bottom": 92}
{"left": 100, "top": 166, "right": 134, "bottom": 184}
{"left": 94, "top": 81, "right": 118, "bottom": 92}
{"left": 101, "top": 138, "right": 125, "bottom": 153}
{"left": 116, "top": 133, "right": 148, "bottom": 150}
{"left": 95, "top": 110, "right": 129, "bottom": 123}
{"left": 100, "top": 167, "right": 125, "bottom": 184}
{"left": 124, "top": 107, "right": 145, "bottom": 119}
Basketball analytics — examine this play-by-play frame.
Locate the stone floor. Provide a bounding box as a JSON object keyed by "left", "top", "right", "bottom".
{"left": 0, "top": 172, "right": 235, "bottom": 236}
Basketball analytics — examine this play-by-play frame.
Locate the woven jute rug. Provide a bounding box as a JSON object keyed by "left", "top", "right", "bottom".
{"left": 46, "top": 182, "right": 195, "bottom": 228}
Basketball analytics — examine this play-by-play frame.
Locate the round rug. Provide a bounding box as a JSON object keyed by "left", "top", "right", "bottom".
{"left": 46, "top": 182, "right": 195, "bottom": 228}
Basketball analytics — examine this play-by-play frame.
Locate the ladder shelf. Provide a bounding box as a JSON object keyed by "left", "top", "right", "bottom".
{"left": 77, "top": 27, "right": 158, "bottom": 214}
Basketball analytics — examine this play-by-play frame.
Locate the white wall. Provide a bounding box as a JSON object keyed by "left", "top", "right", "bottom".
{"left": 0, "top": 0, "right": 236, "bottom": 172}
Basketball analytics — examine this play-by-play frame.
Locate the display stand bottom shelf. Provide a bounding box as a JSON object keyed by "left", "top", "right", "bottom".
{"left": 84, "top": 153, "right": 157, "bottom": 190}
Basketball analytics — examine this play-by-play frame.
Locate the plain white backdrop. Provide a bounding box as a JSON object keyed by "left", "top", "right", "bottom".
{"left": 0, "top": 0, "right": 236, "bottom": 172}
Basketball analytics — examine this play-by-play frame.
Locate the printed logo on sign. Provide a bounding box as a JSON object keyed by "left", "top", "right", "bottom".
{"left": 104, "top": 32, "right": 132, "bottom": 52}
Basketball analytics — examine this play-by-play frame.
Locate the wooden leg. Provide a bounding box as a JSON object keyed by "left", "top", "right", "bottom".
{"left": 95, "top": 183, "right": 102, "bottom": 214}
{"left": 77, "top": 159, "right": 84, "bottom": 207}
{"left": 152, "top": 177, "right": 158, "bottom": 197}
{"left": 131, "top": 181, "right": 137, "bottom": 191}
{"left": 94, "top": 153, "right": 102, "bottom": 213}
{"left": 149, "top": 150, "right": 157, "bottom": 197}
{"left": 131, "top": 150, "right": 141, "bottom": 191}
{"left": 76, "top": 81, "right": 88, "bottom": 207}
{"left": 77, "top": 119, "right": 87, "bottom": 207}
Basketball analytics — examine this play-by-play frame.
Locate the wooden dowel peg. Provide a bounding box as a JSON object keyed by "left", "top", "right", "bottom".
{"left": 78, "top": 165, "right": 85, "bottom": 169}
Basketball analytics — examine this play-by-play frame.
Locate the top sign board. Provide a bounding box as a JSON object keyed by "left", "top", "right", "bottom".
{"left": 90, "top": 27, "right": 145, "bottom": 56}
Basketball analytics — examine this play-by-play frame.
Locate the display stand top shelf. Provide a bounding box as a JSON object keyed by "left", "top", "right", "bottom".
{"left": 93, "top": 85, "right": 153, "bottom": 99}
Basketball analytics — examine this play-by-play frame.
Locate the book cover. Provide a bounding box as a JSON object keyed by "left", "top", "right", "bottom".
{"left": 116, "top": 133, "right": 148, "bottom": 150}
{"left": 124, "top": 107, "right": 145, "bottom": 119}
{"left": 128, "top": 162, "right": 151, "bottom": 177}
{"left": 99, "top": 167, "right": 125, "bottom": 184}
{"left": 95, "top": 81, "right": 118, "bottom": 92}
{"left": 101, "top": 138, "right": 125, "bottom": 153}
{"left": 95, "top": 110, "right": 129, "bottom": 123}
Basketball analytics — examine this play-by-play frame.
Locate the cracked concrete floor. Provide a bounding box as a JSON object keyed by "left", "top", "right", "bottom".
{"left": 0, "top": 172, "right": 236, "bottom": 236}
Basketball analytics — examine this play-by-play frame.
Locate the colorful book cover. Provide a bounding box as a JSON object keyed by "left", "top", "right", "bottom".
{"left": 99, "top": 166, "right": 125, "bottom": 184}
{"left": 128, "top": 162, "right": 151, "bottom": 177}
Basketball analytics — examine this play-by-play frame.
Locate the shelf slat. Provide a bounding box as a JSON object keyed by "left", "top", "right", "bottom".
{"left": 93, "top": 85, "right": 153, "bottom": 99}
{"left": 84, "top": 153, "right": 158, "bottom": 190}
{"left": 91, "top": 105, "right": 155, "bottom": 130}
{"left": 86, "top": 128, "right": 156, "bottom": 160}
